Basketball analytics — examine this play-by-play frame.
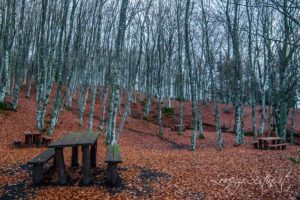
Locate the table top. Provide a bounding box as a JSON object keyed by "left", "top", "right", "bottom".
{"left": 258, "top": 137, "right": 281, "bottom": 141}
{"left": 48, "top": 132, "right": 101, "bottom": 148}
{"left": 24, "top": 131, "right": 41, "bottom": 135}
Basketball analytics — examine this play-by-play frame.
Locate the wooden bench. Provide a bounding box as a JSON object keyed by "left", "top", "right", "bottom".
{"left": 269, "top": 143, "right": 288, "bottom": 150}
{"left": 24, "top": 131, "right": 42, "bottom": 147}
{"left": 28, "top": 148, "right": 55, "bottom": 184}
{"left": 252, "top": 141, "right": 259, "bottom": 149}
{"left": 105, "top": 145, "right": 122, "bottom": 186}
{"left": 42, "top": 135, "right": 53, "bottom": 146}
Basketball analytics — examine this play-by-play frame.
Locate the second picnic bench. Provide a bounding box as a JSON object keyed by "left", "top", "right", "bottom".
{"left": 105, "top": 145, "right": 122, "bottom": 186}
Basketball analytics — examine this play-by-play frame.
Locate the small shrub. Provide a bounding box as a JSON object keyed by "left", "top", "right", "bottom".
{"left": 0, "top": 102, "right": 13, "bottom": 111}
{"left": 244, "top": 131, "right": 254, "bottom": 137}
{"left": 143, "top": 116, "right": 150, "bottom": 122}
{"left": 288, "top": 157, "right": 300, "bottom": 165}
{"left": 175, "top": 97, "right": 188, "bottom": 102}
{"left": 162, "top": 107, "right": 174, "bottom": 118}
{"left": 41, "top": 128, "right": 47, "bottom": 133}
{"left": 198, "top": 134, "right": 205, "bottom": 139}
{"left": 64, "top": 105, "right": 72, "bottom": 111}
{"left": 0, "top": 102, "right": 8, "bottom": 111}
{"left": 223, "top": 108, "right": 231, "bottom": 113}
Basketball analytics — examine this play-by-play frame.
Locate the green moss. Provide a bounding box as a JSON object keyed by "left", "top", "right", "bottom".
{"left": 108, "top": 144, "right": 120, "bottom": 153}
{"left": 244, "top": 131, "right": 254, "bottom": 137}
{"left": 162, "top": 107, "right": 174, "bottom": 118}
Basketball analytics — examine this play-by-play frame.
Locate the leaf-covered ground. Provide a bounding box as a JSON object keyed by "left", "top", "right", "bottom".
{"left": 0, "top": 89, "right": 300, "bottom": 199}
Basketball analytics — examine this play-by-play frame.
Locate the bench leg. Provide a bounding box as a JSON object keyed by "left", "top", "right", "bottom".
{"left": 90, "top": 142, "right": 97, "bottom": 168}
{"left": 264, "top": 141, "right": 268, "bottom": 150}
{"left": 25, "top": 135, "right": 28, "bottom": 145}
{"left": 35, "top": 135, "right": 41, "bottom": 147}
{"left": 82, "top": 145, "right": 91, "bottom": 186}
{"left": 258, "top": 140, "right": 262, "bottom": 149}
{"left": 32, "top": 164, "right": 44, "bottom": 184}
{"left": 71, "top": 146, "right": 79, "bottom": 167}
{"left": 27, "top": 135, "right": 33, "bottom": 146}
{"left": 253, "top": 143, "right": 258, "bottom": 149}
{"left": 55, "top": 148, "right": 67, "bottom": 185}
{"left": 107, "top": 163, "right": 118, "bottom": 186}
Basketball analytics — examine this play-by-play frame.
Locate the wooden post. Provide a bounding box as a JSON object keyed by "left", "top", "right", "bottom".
{"left": 35, "top": 135, "right": 41, "bottom": 147}
{"left": 258, "top": 139, "right": 262, "bottom": 149}
{"left": 82, "top": 145, "right": 91, "bottom": 185}
{"left": 55, "top": 148, "right": 67, "bottom": 185}
{"left": 264, "top": 141, "right": 268, "bottom": 150}
{"left": 27, "top": 135, "right": 33, "bottom": 146}
{"left": 71, "top": 146, "right": 79, "bottom": 167}
{"left": 32, "top": 164, "right": 44, "bottom": 184}
{"left": 107, "top": 163, "right": 118, "bottom": 186}
{"left": 90, "top": 142, "right": 97, "bottom": 168}
{"left": 25, "top": 135, "right": 28, "bottom": 144}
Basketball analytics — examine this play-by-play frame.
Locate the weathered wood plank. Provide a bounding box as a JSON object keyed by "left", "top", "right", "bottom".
{"left": 28, "top": 148, "right": 55, "bottom": 164}
{"left": 48, "top": 132, "right": 101, "bottom": 148}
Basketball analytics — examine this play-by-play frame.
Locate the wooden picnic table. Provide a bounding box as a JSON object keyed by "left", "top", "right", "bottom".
{"left": 24, "top": 131, "right": 42, "bottom": 146}
{"left": 258, "top": 137, "right": 281, "bottom": 150}
{"left": 48, "top": 132, "right": 101, "bottom": 185}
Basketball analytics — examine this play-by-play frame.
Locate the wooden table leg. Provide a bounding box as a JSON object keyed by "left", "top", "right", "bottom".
{"left": 55, "top": 148, "right": 67, "bottom": 185}
{"left": 25, "top": 135, "right": 28, "bottom": 145}
{"left": 71, "top": 146, "right": 79, "bottom": 167}
{"left": 82, "top": 145, "right": 91, "bottom": 185}
{"left": 90, "top": 142, "right": 97, "bottom": 168}
{"left": 28, "top": 135, "right": 33, "bottom": 146}
{"left": 35, "top": 135, "right": 41, "bottom": 147}
{"left": 259, "top": 140, "right": 262, "bottom": 149}
{"left": 264, "top": 141, "right": 268, "bottom": 150}
{"left": 32, "top": 164, "right": 44, "bottom": 184}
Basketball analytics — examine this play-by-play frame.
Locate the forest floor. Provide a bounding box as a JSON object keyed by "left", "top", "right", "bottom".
{"left": 0, "top": 88, "right": 300, "bottom": 200}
